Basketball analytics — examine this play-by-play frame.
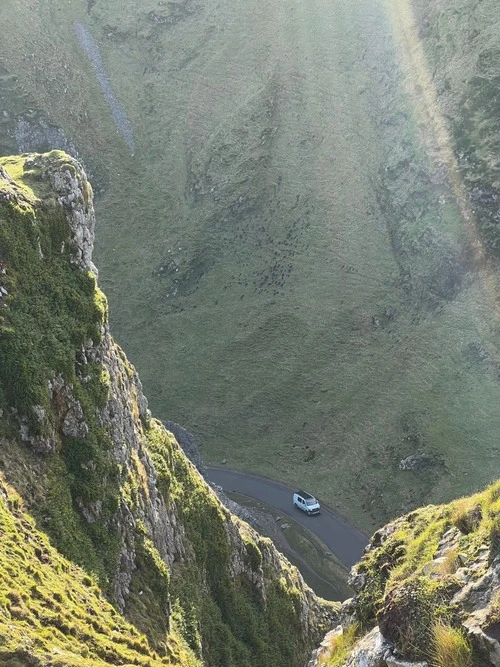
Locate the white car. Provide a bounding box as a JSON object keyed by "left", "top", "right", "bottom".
{"left": 293, "top": 490, "right": 321, "bottom": 515}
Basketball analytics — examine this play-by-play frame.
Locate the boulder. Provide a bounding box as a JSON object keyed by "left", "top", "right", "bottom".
{"left": 343, "top": 627, "right": 391, "bottom": 666}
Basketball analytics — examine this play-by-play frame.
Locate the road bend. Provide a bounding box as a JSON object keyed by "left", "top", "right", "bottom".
{"left": 206, "top": 467, "right": 369, "bottom": 568}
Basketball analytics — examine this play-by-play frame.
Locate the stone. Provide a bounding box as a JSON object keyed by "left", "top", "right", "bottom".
{"left": 49, "top": 374, "right": 89, "bottom": 438}
{"left": 32, "top": 405, "right": 46, "bottom": 422}
{"left": 1, "top": 154, "right": 340, "bottom": 654}
{"left": 343, "top": 627, "right": 391, "bottom": 666}
{"left": 308, "top": 625, "right": 343, "bottom": 666}
{"left": 19, "top": 419, "right": 56, "bottom": 454}
{"left": 399, "top": 453, "right": 434, "bottom": 471}
{"left": 164, "top": 420, "right": 205, "bottom": 472}
{"left": 26, "top": 153, "right": 98, "bottom": 275}
{"left": 385, "top": 658, "right": 428, "bottom": 667}
{"left": 464, "top": 613, "right": 500, "bottom": 667}
{"left": 221, "top": 458, "right": 227, "bottom": 464}
{"left": 78, "top": 500, "right": 103, "bottom": 523}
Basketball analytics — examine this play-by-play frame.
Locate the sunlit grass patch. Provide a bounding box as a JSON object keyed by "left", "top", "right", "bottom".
{"left": 319, "top": 624, "right": 358, "bottom": 667}
{"left": 430, "top": 622, "right": 473, "bottom": 667}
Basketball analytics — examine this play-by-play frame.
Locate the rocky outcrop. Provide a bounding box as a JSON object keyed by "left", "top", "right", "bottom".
{"left": 164, "top": 419, "right": 205, "bottom": 473}
{"left": 310, "top": 489, "right": 500, "bottom": 666}
{"left": 0, "top": 152, "right": 337, "bottom": 667}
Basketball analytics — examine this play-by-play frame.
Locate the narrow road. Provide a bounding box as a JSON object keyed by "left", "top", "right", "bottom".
{"left": 206, "top": 467, "right": 369, "bottom": 568}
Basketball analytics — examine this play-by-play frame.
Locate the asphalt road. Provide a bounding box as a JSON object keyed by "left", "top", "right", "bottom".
{"left": 206, "top": 467, "right": 369, "bottom": 568}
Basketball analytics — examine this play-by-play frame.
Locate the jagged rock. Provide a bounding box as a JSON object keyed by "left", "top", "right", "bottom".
{"left": 465, "top": 601, "right": 500, "bottom": 664}
{"left": 211, "top": 485, "right": 256, "bottom": 526}
{"left": 19, "top": 421, "right": 56, "bottom": 454}
{"left": 78, "top": 499, "right": 102, "bottom": 523}
{"left": 307, "top": 625, "right": 343, "bottom": 666}
{"left": 50, "top": 374, "right": 89, "bottom": 438}
{"left": 343, "top": 627, "right": 391, "bottom": 666}
{"left": 24, "top": 153, "right": 97, "bottom": 275}
{"left": 399, "top": 453, "right": 434, "bottom": 471}
{"left": 385, "top": 658, "right": 428, "bottom": 667}
{"left": 0, "top": 153, "right": 339, "bottom": 664}
{"left": 340, "top": 597, "right": 357, "bottom": 625}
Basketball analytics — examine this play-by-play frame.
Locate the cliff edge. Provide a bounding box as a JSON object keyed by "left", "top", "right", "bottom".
{"left": 0, "top": 151, "right": 337, "bottom": 667}
{"left": 309, "top": 481, "right": 500, "bottom": 667}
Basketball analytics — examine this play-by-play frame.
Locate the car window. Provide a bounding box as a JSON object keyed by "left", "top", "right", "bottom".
{"left": 305, "top": 499, "right": 317, "bottom": 506}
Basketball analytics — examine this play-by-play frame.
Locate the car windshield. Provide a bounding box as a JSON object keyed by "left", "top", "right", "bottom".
{"left": 305, "top": 498, "right": 317, "bottom": 506}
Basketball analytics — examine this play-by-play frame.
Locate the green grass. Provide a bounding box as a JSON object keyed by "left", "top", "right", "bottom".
{"left": 0, "top": 158, "right": 335, "bottom": 666}
{"left": 430, "top": 622, "right": 473, "bottom": 667}
{"left": 321, "top": 624, "right": 358, "bottom": 667}
{"left": 0, "top": 478, "right": 200, "bottom": 667}
{"left": 349, "top": 478, "right": 500, "bottom": 662}
{"left": 1, "top": 0, "right": 499, "bottom": 536}
{"left": 0, "top": 154, "right": 121, "bottom": 585}
{"left": 146, "top": 420, "right": 337, "bottom": 667}
{"left": 410, "top": 0, "right": 500, "bottom": 257}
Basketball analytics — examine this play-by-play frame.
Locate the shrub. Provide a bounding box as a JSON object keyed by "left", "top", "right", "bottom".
{"left": 378, "top": 576, "right": 459, "bottom": 659}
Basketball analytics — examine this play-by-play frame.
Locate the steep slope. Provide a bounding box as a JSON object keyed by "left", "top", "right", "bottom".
{"left": 0, "top": 151, "right": 337, "bottom": 666}
{"left": 1, "top": 0, "right": 499, "bottom": 533}
{"left": 0, "top": 480, "right": 199, "bottom": 667}
{"left": 409, "top": 0, "right": 499, "bottom": 256}
{"left": 309, "top": 480, "right": 500, "bottom": 666}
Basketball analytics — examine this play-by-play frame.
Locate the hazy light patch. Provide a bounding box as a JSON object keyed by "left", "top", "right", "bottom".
{"left": 386, "top": 0, "right": 499, "bottom": 314}
{"left": 74, "top": 21, "right": 135, "bottom": 151}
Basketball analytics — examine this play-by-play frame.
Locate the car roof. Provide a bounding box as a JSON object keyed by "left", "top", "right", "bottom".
{"left": 297, "top": 490, "right": 315, "bottom": 500}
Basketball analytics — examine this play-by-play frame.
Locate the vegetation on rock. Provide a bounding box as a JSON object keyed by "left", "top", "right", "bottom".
{"left": 1, "top": 0, "right": 498, "bottom": 534}
{"left": 0, "top": 479, "right": 200, "bottom": 667}
{"left": 0, "top": 154, "right": 336, "bottom": 666}
{"left": 320, "top": 480, "right": 500, "bottom": 665}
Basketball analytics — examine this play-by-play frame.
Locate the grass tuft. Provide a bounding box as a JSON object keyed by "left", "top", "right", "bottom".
{"left": 430, "top": 622, "right": 473, "bottom": 667}
{"left": 320, "top": 624, "right": 358, "bottom": 666}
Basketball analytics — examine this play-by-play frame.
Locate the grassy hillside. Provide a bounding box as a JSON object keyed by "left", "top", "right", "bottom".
{"left": 409, "top": 0, "right": 499, "bottom": 256}
{"left": 0, "top": 0, "right": 499, "bottom": 533}
{"left": 0, "top": 479, "right": 199, "bottom": 667}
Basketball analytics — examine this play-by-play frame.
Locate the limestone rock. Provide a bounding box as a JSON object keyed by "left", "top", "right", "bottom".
{"left": 385, "top": 658, "right": 428, "bottom": 667}
{"left": 399, "top": 453, "right": 434, "bottom": 471}
{"left": 24, "top": 152, "right": 97, "bottom": 275}
{"left": 343, "top": 627, "right": 391, "bottom": 666}
{"left": 164, "top": 419, "right": 205, "bottom": 472}
{"left": 307, "top": 625, "right": 343, "bottom": 667}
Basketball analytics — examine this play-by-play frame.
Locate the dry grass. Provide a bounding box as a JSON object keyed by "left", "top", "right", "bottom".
{"left": 318, "top": 624, "right": 358, "bottom": 667}
{"left": 430, "top": 622, "right": 473, "bottom": 667}
{"left": 451, "top": 497, "right": 482, "bottom": 535}
{"left": 437, "top": 547, "right": 460, "bottom": 576}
